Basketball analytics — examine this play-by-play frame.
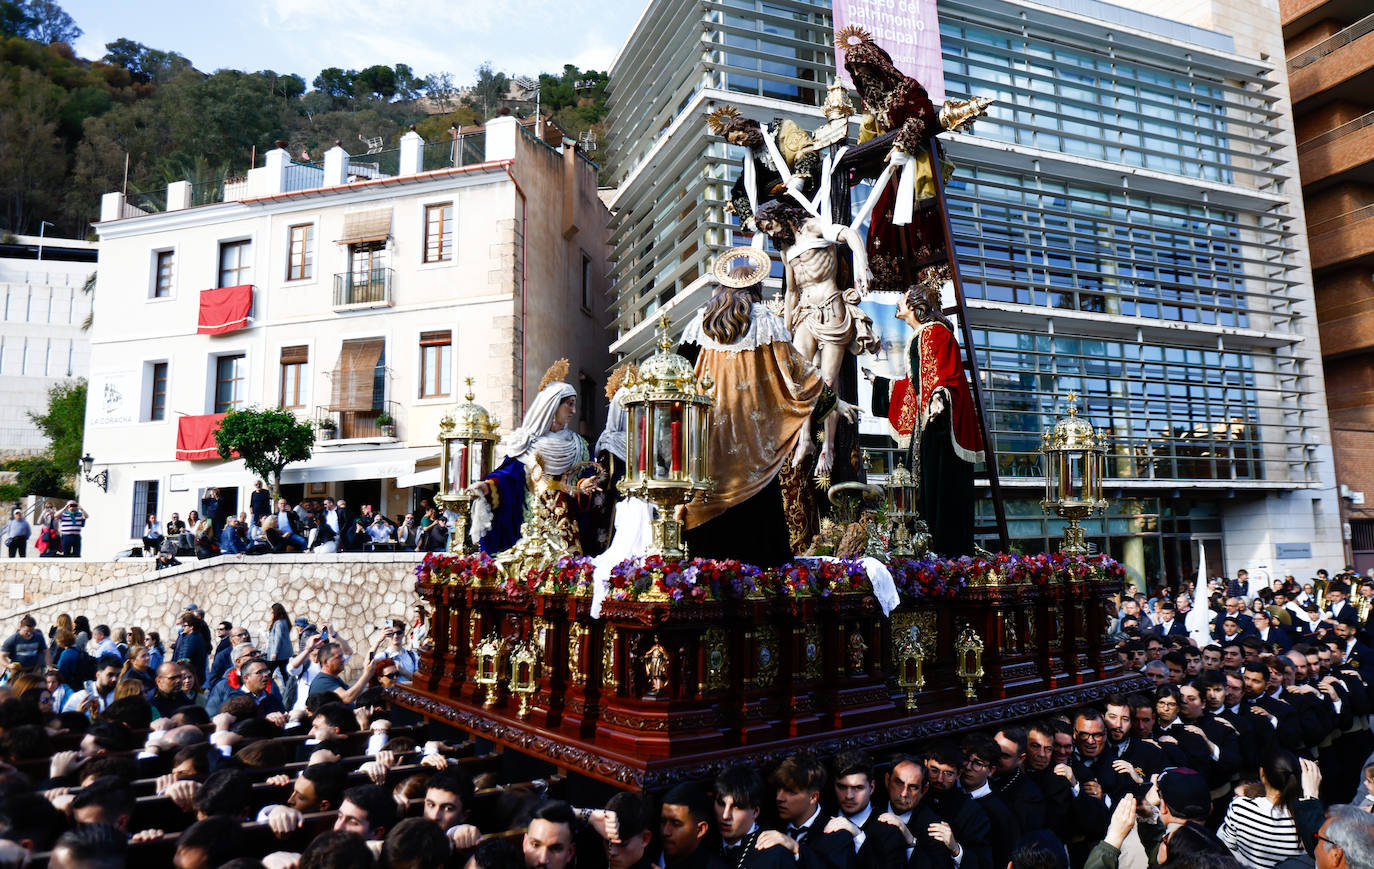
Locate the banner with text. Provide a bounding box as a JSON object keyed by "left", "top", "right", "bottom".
{"left": 832, "top": 0, "right": 945, "bottom": 103}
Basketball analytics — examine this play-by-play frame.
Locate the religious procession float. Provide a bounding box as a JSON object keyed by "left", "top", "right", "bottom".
{"left": 391, "top": 28, "right": 1145, "bottom": 791}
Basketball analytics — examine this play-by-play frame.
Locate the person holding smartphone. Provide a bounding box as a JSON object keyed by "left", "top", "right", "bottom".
{"left": 372, "top": 619, "right": 417, "bottom": 683}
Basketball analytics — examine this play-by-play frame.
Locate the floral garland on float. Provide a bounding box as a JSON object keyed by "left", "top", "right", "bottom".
{"left": 415, "top": 550, "right": 1124, "bottom": 606}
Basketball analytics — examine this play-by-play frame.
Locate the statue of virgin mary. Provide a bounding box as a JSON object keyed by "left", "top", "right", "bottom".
{"left": 469, "top": 360, "right": 601, "bottom": 554}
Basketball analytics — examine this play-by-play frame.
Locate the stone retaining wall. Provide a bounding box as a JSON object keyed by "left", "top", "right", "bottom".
{"left": 0, "top": 554, "right": 427, "bottom": 656}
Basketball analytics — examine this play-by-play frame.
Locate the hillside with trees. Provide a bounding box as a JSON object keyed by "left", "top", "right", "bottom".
{"left": 0, "top": 0, "right": 609, "bottom": 239}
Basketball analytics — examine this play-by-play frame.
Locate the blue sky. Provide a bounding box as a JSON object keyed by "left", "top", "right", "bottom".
{"left": 62, "top": 0, "right": 647, "bottom": 85}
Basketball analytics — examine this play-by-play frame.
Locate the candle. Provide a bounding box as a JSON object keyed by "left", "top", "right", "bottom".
{"left": 671, "top": 421, "right": 682, "bottom": 474}
{"left": 638, "top": 415, "right": 647, "bottom": 473}
{"left": 457, "top": 445, "right": 468, "bottom": 489}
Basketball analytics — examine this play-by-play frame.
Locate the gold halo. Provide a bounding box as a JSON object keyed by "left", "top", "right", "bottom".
{"left": 835, "top": 25, "right": 873, "bottom": 50}
{"left": 705, "top": 105, "right": 743, "bottom": 136}
{"left": 711, "top": 247, "right": 772, "bottom": 288}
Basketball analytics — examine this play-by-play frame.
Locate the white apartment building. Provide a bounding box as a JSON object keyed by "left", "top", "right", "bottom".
{"left": 81, "top": 117, "right": 612, "bottom": 558}
{"left": 0, "top": 234, "right": 95, "bottom": 459}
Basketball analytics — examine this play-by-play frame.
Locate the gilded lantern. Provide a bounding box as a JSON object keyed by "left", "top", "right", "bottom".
{"left": 619, "top": 316, "right": 714, "bottom": 559}
{"left": 1040, "top": 392, "right": 1107, "bottom": 555}
{"left": 436, "top": 378, "right": 501, "bottom": 555}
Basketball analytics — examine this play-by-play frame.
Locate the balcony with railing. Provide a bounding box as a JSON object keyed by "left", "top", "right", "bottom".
{"left": 314, "top": 399, "right": 401, "bottom": 443}
{"left": 333, "top": 268, "right": 393, "bottom": 309}
{"left": 1287, "top": 11, "right": 1374, "bottom": 103}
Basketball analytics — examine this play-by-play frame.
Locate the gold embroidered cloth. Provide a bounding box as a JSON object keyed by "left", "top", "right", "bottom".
{"left": 685, "top": 340, "right": 823, "bottom": 529}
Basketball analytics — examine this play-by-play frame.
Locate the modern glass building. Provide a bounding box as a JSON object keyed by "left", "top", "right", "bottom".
{"left": 603, "top": 0, "right": 1340, "bottom": 587}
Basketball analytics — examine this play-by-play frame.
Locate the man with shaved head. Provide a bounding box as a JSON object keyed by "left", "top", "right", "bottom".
{"left": 151, "top": 663, "right": 191, "bottom": 718}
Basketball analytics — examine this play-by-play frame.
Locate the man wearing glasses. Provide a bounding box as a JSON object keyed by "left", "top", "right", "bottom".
{"left": 923, "top": 743, "right": 991, "bottom": 869}
{"left": 959, "top": 734, "right": 1020, "bottom": 869}
{"left": 227, "top": 659, "right": 287, "bottom": 720}
{"left": 1072, "top": 709, "right": 1142, "bottom": 806}
{"left": 209, "top": 626, "right": 250, "bottom": 689}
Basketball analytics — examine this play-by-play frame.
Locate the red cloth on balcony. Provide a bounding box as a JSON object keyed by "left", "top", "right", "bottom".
{"left": 198, "top": 285, "right": 253, "bottom": 335}
{"left": 176, "top": 413, "right": 234, "bottom": 461}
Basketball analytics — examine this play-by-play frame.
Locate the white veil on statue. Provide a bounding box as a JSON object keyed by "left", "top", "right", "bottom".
{"left": 497, "top": 381, "right": 579, "bottom": 475}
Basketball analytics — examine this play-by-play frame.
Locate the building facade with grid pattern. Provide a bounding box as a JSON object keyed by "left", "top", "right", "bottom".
{"left": 604, "top": 0, "right": 1340, "bottom": 586}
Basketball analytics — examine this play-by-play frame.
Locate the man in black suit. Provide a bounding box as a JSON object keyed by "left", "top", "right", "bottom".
{"left": 712, "top": 765, "right": 795, "bottom": 869}
{"left": 1152, "top": 601, "right": 1189, "bottom": 640}
{"left": 1072, "top": 708, "right": 1143, "bottom": 805}
{"left": 768, "top": 753, "right": 856, "bottom": 869}
{"left": 660, "top": 784, "right": 727, "bottom": 869}
{"left": 1242, "top": 661, "right": 1302, "bottom": 753}
{"left": 1212, "top": 598, "right": 1254, "bottom": 640}
{"left": 1253, "top": 609, "right": 1291, "bottom": 653}
{"left": 1326, "top": 581, "right": 1355, "bottom": 624}
{"left": 876, "top": 755, "right": 957, "bottom": 869}
{"left": 1333, "top": 609, "right": 1374, "bottom": 686}
{"left": 923, "top": 743, "right": 993, "bottom": 869}
{"left": 832, "top": 750, "right": 908, "bottom": 869}
{"left": 959, "top": 734, "right": 1022, "bottom": 869}
{"left": 1102, "top": 695, "right": 1166, "bottom": 781}
{"left": 990, "top": 727, "right": 1046, "bottom": 835}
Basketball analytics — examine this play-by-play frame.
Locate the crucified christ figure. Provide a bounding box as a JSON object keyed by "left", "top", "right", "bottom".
{"left": 755, "top": 198, "right": 878, "bottom": 479}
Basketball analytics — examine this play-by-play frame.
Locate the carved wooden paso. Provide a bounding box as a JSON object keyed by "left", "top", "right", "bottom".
{"left": 400, "top": 566, "right": 1140, "bottom": 791}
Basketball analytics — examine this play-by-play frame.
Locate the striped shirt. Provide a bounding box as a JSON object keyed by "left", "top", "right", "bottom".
{"left": 58, "top": 509, "right": 85, "bottom": 536}
{"left": 1219, "top": 795, "right": 1307, "bottom": 869}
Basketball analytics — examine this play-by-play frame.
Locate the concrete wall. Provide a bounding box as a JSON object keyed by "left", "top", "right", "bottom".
{"left": 0, "top": 554, "right": 426, "bottom": 660}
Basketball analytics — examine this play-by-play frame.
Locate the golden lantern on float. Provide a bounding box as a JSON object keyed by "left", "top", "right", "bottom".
{"left": 1040, "top": 392, "right": 1107, "bottom": 555}
{"left": 883, "top": 462, "right": 930, "bottom": 557}
{"left": 435, "top": 378, "right": 501, "bottom": 556}
{"left": 619, "top": 316, "right": 714, "bottom": 559}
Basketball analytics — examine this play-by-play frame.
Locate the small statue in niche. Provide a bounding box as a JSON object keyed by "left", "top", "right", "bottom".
{"left": 847, "top": 630, "right": 868, "bottom": 675}
{"left": 644, "top": 641, "right": 670, "bottom": 696}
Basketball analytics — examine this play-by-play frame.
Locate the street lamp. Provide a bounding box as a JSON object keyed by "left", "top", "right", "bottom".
{"left": 79, "top": 454, "right": 108, "bottom": 493}
{"left": 37, "top": 220, "right": 53, "bottom": 261}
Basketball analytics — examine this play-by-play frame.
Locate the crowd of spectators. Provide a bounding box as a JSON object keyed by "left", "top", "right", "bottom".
{"left": 2, "top": 503, "right": 88, "bottom": 559}
{"left": 2, "top": 490, "right": 456, "bottom": 563}
{"left": 0, "top": 565, "right": 1371, "bottom": 868}
{"left": 141, "top": 495, "right": 452, "bottom": 567}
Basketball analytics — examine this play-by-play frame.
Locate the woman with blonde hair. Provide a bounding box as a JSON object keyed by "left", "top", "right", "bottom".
{"left": 119, "top": 645, "right": 155, "bottom": 699}
{"left": 50, "top": 613, "right": 73, "bottom": 641}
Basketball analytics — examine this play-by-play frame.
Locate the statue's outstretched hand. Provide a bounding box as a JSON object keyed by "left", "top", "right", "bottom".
{"left": 855, "top": 268, "right": 872, "bottom": 294}
{"left": 837, "top": 400, "right": 859, "bottom": 423}
{"left": 817, "top": 447, "right": 834, "bottom": 478}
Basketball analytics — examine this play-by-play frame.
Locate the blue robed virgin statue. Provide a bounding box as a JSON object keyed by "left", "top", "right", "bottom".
{"left": 468, "top": 360, "right": 601, "bottom": 555}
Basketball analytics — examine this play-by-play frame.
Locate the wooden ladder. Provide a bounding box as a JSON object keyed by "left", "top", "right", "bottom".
{"left": 833, "top": 133, "right": 1011, "bottom": 551}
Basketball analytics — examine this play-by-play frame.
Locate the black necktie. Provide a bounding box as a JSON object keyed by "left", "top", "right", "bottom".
{"left": 788, "top": 826, "right": 807, "bottom": 841}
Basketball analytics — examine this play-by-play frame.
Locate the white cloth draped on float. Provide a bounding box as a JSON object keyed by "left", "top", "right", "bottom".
{"left": 590, "top": 499, "right": 654, "bottom": 618}
{"left": 469, "top": 381, "right": 579, "bottom": 544}
{"left": 792, "top": 556, "right": 900, "bottom": 616}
